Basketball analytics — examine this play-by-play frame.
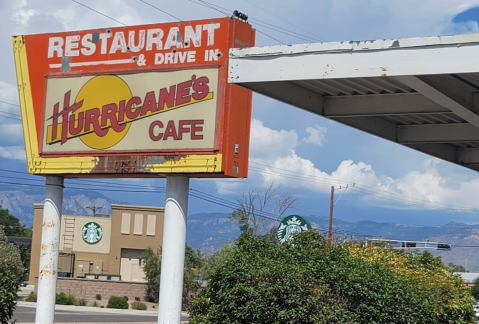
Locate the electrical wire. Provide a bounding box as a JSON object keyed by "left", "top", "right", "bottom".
{"left": 249, "top": 162, "right": 479, "bottom": 212}
{"left": 138, "top": 0, "right": 182, "bottom": 21}
{"left": 71, "top": 0, "right": 127, "bottom": 26}
{"left": 195, "top": 0, "right": 317, "bottom": 43}
{"left": 0, "top": 100, "right": 20, "bottom": 107}
{"left": 241, "top": 0, "right": 324, "bottom": 42}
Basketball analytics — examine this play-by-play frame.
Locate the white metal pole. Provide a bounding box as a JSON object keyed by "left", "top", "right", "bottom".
{"left": 35, "top": 176, "right": 64, "bottom": 324}
{"left": 157, "top": 175, "right": 189, "bottom": 324}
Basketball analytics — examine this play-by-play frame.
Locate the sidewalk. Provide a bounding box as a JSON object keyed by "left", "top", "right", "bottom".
{"left": 17, "top": 301, "right": 190, "bottom": 317}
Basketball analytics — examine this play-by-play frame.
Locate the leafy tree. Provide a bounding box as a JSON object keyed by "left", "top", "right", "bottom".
{"left": 346, "top": 243, "right": 476, "bottom": 323}
{"left": 229, "top": 183, "right": 298, "bottom": 235}
{"left": 200, "top": 244, "right": 234, "bottom": 279}
{"left": 0, "top": 226, "right": 23, "bottom": 324}
{"left": 142, "top": 244, "right": 203, "bottom": 306}
{"left": 448, "top": 262, "right": 467, "bottom": 273}
{"left": 142, "top": 247, "right": 161, "bottom": 302}
{"left": 471, "top": 278, "right": 479, "bottom": 301}
{"left": 190, "top": 231, "right": 444, "bottom": 324}
{"left": 0, "top": 207, "right": 32, "bottom": 238}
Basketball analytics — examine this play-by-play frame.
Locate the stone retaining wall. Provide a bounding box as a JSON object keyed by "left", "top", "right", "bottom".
{"left": 34, "top": 277, "right": 148, "bottom": 301}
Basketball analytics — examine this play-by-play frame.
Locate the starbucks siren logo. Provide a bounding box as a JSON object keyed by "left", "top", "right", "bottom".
{"left": 277, "top": 215, "right": 311, "bottom": 244}
{"left": 82, "top": 222, "right": 103, "bottom": 244}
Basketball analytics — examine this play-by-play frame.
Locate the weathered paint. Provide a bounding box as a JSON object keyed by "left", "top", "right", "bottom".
{"left": 12, "top": 17, "right": 255, "bottom": 179}
{"left": 35, "top": 176, "right": 64, "bottom": 324}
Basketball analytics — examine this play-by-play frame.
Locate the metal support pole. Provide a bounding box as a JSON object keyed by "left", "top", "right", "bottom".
{"left": 157, "top": 176, "right": 189, "bottom": 324}
{"left": 35, "top": 176, "right": 64, "bottom": 324}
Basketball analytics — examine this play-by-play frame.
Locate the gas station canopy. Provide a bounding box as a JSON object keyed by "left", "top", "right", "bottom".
{"left": 228, "top": 34, "right": 479, "bottom": 172}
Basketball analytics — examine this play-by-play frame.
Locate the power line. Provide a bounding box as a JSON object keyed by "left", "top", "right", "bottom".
{"left": 186, "top": 0, "right": 286, "bottom": 44}
{"left": 249, "top": 162, "right": 479, "bottom": 212}
{"left": 138, "top": 0, "right": 182, "bottom": 21}
{"left": 0, "top": 112, "right": 21, "bottom": 121}
{"left": 0, "top": 100, "right": 20, "bottom": 107}
{"left": 241, "top": 0, "right": 324, "bottom": 42}
{"left": 195, "top": 0, "right": 317, "bottom": 43}
{"left": 71, "top": 0, "right": 127, "bottom": 26}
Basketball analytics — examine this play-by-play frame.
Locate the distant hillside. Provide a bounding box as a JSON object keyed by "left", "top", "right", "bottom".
{"left": 0, "top": 184, "right": 124, "bottom": 226}
{"left": 2, "top": 185, "right": 479, "bottom": 271}
{"left": 185, "top": 213, "right": 479, "bottom": 272}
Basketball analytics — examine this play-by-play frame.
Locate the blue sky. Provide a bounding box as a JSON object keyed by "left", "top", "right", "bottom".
{"left": 2, "top": 1, "right": 479, "bottom": 227}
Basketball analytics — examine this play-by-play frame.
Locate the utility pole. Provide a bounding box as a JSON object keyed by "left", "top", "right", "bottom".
{"left": 328, "top": 186, "right": 334, "bottom": 246}
{"left": 86, "top": 206, "right": 102, "bottom": 217}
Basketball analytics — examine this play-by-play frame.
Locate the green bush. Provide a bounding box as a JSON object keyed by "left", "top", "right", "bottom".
{"left": 55, "top": 292, "right": 76, "bottom": 305}
{"left": 131, "top": 301, "right": 148, "bottom": 310}
{"left": 95, "top": 294, "right": 102, "bottom": 300}
{"left": 75, "top": 298, "right": 87, "bottom": 306}
{"left": 91, "top": 300, "right": 99, "bottom": 307}
{"left": 0, "top": 226, "right": 22, "bottom": 324}
{"left": 25, "top": 292, "right": 37, "bottom": 302}
{"left": 0, "top": 268, "right": 19, "bottom": 324}
{"left": 106, "top": 296, "right": 129, "bottom": 309}
{"left": 190, "top": 231, "right": 442, "bottom": 324}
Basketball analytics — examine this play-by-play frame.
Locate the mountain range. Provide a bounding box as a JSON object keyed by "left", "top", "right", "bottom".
{"left": 3, "top": 185, "right": 479, "bottom": 272}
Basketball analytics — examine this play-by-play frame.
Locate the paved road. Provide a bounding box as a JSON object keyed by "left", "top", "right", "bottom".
{"left": 13, "top": 306, "right": 188, "bottom": 323}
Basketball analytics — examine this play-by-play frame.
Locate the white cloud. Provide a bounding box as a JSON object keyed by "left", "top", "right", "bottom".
{"left": 249, "top": 119, "right": 298, "bottom": 159}
{"left": 302, "top": 125, "right": 327, "bottom": 147}
{"left": 0, "top": 147, "right": 25, "bottom": 160}
{"left": 214, "top": 119, "right": 479, "bottom": 212}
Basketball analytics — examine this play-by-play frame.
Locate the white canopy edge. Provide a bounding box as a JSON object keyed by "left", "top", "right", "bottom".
{"left": 228, "top": 33, "right": 479, "bottom": 83}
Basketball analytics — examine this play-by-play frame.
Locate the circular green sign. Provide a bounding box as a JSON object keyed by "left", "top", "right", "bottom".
{"left": 277, "top": 215, "right": 311, "bottom": 244}
{"left": 82, "top": 222, "right": 103, "bottom": 244}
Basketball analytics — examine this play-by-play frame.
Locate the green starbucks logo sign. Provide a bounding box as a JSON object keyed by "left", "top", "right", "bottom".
{"left": 277, "top": 215, "right": 311, "bottom": 244}
{"left": 82, "top": 222, "right": 103, "bottom": 244}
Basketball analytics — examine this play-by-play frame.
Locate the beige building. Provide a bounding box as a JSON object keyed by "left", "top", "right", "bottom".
{"left": 29, "top": 204, "right": 164, "bottom": 285}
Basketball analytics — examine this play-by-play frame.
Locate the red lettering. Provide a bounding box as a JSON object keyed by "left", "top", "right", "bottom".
{"left": 158, "top": 85, "right": 176, "bottom": 111}
{"left": 141, "top": 91, "right": 157, "bottom": 116}
{"left": 51, "top": 102, "right": 60, "bottom": 142}
{"left": 175, "top": 80, "right": 192, "bottom": 106}
{"left": 101, "top": 103, "right": 126, "bottom": 133}
{"left": 68, "top": 112, "right": 84, "bottom": 136}
{"left": 149, "top": 120, "right": 164, "bottom": 141}
{"left": 177, "top": 120, "right": 191, "bottom": 140}
{"left": 192, "top": 76, "right": 209, "bottom": 100}
{"left": 126, "top": 96, "right": 141, "bottom": 120}
{"left": 163, "top": 120, "right": 178, "bottom": 140}
{"left": 84, "top": 108, "right": 108, "bottom": 137}
{"left": 58, "top": 91, "right": 84, "bottom": 144}
{"left": 191, "top": 120, "right": 203, "bottom": 140}
{"left": 118, "top": 100, "right": 126, "bottom": 123}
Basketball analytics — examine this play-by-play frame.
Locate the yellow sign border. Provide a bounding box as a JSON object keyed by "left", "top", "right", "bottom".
{"left": 12, "top": 36, "right": 222, "bottom": 176}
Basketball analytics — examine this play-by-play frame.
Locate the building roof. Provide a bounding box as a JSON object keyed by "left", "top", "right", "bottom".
{"left": 456, "top": 272, "right": 479, "bottom": 283}
{"left": 228, "top": 33, "right": 479, "bottom": 173}
{"left": 7, "top": 236, "right": 32, "bottom": 249}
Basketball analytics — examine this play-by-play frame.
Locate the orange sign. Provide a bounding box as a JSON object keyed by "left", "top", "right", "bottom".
{"left": 12, "top": 17, "right": 255, "bottom": 178}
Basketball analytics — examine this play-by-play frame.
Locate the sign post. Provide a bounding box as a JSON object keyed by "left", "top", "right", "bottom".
{"left": 12, "top": 16, "right": 255, "bottom": 324}
{"left": 35, "top": 176, "right": 64, "bottom": 324}
{"left": 158, "top": 176, "right": 189, "bottom": 323}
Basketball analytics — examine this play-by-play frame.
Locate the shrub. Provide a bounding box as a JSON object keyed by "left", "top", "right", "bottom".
{"left": 131, "top": 301, "right": 148, "bottom": 310}
{"left": 75, "top": 298, "right": 87, "bottom": 306}
{"left": 0, "top": 268, "right": 19, "bottom": 324}
{"left": 95, "top": 294, "right": 102, "bottom": 300}
{"left": 0, "top": 226, "right": 22, "bottom": 324}
{"left": 91, "top": 300, "right": 99, "bottom": 307}
{"left": 55, "top": 292, "right": 76, "bottom": 305}
{"left": 25, "top": 292, "right": 37, "bottom": 302}
{"left": 106, "top": 296, "right": 129, "bottom": 309}
{"left": 190, "top": 231, "right": 441, "bottom": 324}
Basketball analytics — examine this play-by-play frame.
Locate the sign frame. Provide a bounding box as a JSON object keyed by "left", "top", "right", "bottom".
{"left": 12, "top": 16, "right": 256, "bottom": 178}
